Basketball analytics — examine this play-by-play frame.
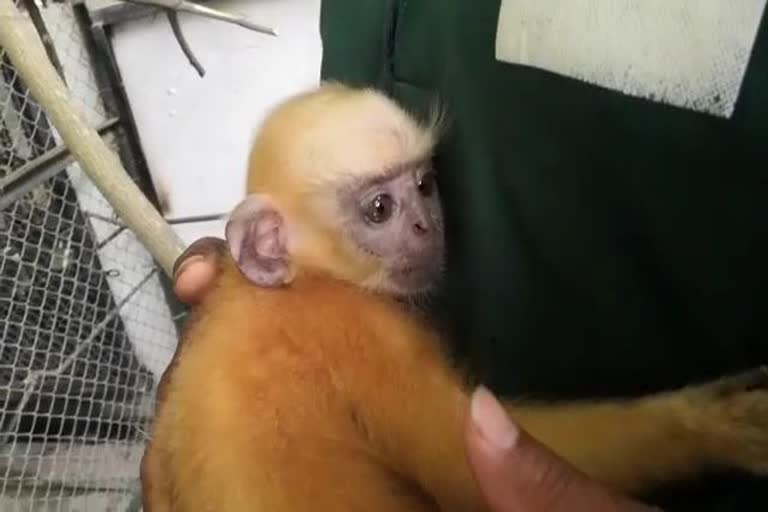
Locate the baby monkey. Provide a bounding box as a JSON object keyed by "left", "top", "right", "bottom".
{"left": 142, "top": 83, "right": 768, "bottom": 511}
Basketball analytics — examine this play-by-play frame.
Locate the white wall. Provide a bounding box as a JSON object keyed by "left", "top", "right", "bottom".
{"left": 109, "top": 0, "right": 323, "bottom": 245}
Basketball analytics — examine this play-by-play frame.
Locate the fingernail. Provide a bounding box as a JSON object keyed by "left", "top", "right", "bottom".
{"left": 470, "top": 386, "right": 519, "bottom": 451}
{"left": 172, "top": 237, "right": 228, "bottom": 279}
{"left": 173, "top": 254, "right": 204, "bottom": 280}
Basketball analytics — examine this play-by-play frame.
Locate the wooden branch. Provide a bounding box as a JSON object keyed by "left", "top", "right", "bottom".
{"left": 0, "top": 0, "right": 186, "bottom": 277}
{"left": 123, "top": 0, "right": 279, "bottom": 36}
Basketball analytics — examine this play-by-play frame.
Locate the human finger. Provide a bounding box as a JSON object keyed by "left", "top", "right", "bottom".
{"left": 465, "top": 386, "right": 661, "bottom": 512}
{"left": 172, "top": 236, "right": 227, "bottom": 305}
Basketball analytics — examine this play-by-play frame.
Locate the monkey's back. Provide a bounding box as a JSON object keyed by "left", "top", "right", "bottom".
{"left": 149, "top": 263, "right": 450, "bottom": 511}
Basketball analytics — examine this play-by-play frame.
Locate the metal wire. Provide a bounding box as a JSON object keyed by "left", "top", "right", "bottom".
{"left": 1, "top": 1, "right": 177, "bottom": 509}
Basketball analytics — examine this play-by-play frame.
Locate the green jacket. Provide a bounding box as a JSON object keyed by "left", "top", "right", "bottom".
{"left": 319, "top": 1, "right": 768, "bottom": 508}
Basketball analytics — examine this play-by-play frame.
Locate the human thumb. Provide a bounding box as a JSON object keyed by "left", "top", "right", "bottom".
{"left": 464, "top": 386, "right": 660, "bottom": 512}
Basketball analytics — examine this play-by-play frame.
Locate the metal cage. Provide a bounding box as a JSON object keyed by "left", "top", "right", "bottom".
{"left": 1, "top": 1, "right": 179, "bottom": 509}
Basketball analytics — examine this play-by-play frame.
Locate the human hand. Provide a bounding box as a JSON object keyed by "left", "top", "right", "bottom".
{"left": 465, "top": 386, "right": 662, "bottom": 511}
{"left": 163, "top": 237, "right": 662, "bottom": 512}
{"left": 170, "top": 236, "right": 229, "bottom": 306}
{"left": 140, "top": 237, "right": 229, "bottom": 512}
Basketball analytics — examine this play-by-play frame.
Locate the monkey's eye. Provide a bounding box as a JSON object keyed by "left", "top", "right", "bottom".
{"left": 417, "top": 172, "right": 435, "bottom": 197}
{"left": 364, "top": 194, "right": 394, "bottom": 223}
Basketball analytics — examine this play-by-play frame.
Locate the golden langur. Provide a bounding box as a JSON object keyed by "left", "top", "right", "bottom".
{"left": 141, "top": 83, "right": 768, "bottom": 512}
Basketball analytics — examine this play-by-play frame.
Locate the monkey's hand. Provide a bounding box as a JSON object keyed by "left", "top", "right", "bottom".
{"left": 680, "top": 366, "right": 768, "bottom": 474}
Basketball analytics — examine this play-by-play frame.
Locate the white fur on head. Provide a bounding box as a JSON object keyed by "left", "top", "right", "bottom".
{"left": 295, "top": 85, "right": 439, "bottom": 189}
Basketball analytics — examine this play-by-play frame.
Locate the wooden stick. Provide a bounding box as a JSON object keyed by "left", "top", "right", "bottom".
{"left": 0, "top": 0, "right": 186, "bottom": 277}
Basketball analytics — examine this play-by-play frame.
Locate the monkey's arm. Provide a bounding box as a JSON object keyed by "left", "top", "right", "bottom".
{"left": 358, "top": 336, "right": 768, "bottom": 511}
{"left": 510, "top": 367, "right": 768, "bottom": 494}
{"left": 508, "top": 394, "right": 709, "bottom": 495}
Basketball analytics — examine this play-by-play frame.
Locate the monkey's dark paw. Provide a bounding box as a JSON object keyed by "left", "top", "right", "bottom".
{"left": 706, "top": 366, "right": 768, "bottom": 396}
{"left": 688, "top": 366, "right": 768, "bottom": 474}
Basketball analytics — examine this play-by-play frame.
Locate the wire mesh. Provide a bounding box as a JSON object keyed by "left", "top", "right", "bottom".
{"left": 1, "top": 1, "right": 178, "bottom": 510}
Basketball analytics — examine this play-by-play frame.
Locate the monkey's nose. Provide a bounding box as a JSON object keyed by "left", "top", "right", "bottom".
{"left": 412, "top": 221, "right": 429, "bottom": 235}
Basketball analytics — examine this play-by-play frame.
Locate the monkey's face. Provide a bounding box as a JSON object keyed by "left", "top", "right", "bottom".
{"left": 339, "top": 160, "right": 445, "bottom": 297}
{"left": 233, "top": 83, "right": 447, "bottom": 297}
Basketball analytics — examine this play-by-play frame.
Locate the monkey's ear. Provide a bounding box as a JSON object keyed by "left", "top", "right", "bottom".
{"left": 225, "top": 194, "right": 291, "bottom": 287}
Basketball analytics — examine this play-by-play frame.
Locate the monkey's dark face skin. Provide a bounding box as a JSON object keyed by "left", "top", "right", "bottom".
{"left": 340, "top": 161, "right": 445, "bottom": 296}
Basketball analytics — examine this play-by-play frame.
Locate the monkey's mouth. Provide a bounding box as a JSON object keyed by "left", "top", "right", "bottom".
{"left": 386, "top": 262, "right": 442, "bottom": 295}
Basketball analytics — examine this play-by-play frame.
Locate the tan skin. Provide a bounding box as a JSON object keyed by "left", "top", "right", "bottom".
{"left": 159, "top": 237, "right": 661, "bottom": 512}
